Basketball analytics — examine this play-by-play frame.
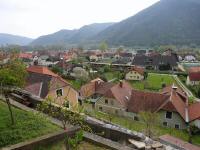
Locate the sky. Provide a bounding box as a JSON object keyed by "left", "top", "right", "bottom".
{"left": 0, "top": 0, "right": 159, "bottom": 39}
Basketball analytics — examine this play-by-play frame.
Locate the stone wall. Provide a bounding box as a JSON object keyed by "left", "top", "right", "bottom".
{"left": 2, "top": 127, "right": 80, "bottom": 150}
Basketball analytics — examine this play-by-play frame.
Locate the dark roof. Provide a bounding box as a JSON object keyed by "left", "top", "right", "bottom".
{"left": 112, "top": 58, "right": 131, "bottom": 64}
{"left": 132, "top": 53, "right": 178, "bottom": 67}
{"left": 119, "top": 52, "right": 133, "bottom": 58}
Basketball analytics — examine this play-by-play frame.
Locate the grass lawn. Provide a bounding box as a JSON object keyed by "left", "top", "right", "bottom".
{"left": 35, "top": 140, "right": 110, "bottom": 150}
{"left": 129, "top": 73, "right": 176, "bottom": 91}
{"left": 0, "top": 100, "right": 61, "bottom": 148}
{"left": 66, "top": 79, "right": 83, "bottom": 90}
{"left": 87, "top": 110, "right": 200, "bottom": 146}
{"left": 104, "top": 71, "right": 120, "bottom": 81}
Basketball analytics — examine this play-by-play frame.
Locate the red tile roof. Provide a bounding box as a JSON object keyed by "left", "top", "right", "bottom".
{"left": 188, "top": 67, "right": 200, "bottom": 81}
{"left": 189, "top": 73, "right": 200, "bottom": 81}
{"left": 160, "top": 134, "right": 200, "bottom": 150}
{"left": 79, "top": 78, "right": 114, "bottom": 98}
{"left": 160, "top": 85, "right": 189, "bottom": 122}
{"left": 27, "top": 66, "right": 58, "bottom": 77}
{"left": 131, "top": 66, "right": 144, "bottom": 75}
{"left": 189, "top": 102, "right": 200, "bottom": 122}
{"left": 19, "top": 53, "right": 33, "bottom": 59}
{"left": 189, "top": 66, "right": 200, "bottom": 73}
{"left": 128, "top": 90, "right": 169, "bottom": 113}
{"left": 104, "top": 81, "right": 132, "bottom": 107}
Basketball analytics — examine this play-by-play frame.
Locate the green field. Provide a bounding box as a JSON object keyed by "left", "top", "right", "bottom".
{"left": 129, "top": 73, "right": 176, "bottom": 91}
{"left": 104, "top": 71, "right": 121, "bottom": 81}
{"left": 0, "top": 100, "right": 60, "bottom": 147}
{"left": 67, "top": 79, "right": 83, "bottom": 90}
{"left": 87, "top": 110, "right": 200, "bottom": 146}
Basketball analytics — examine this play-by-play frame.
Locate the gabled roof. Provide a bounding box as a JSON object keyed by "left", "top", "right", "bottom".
{"left": 128, "top": 66, "right": 144, "bottom": 75}
{"left": 128, "top": 90, "right": 169, "bottom": 113}
{"left": 27, "top": 66, "right": 58, "bottom": 77}
{"left": 103, "top": 81, "right": 132, "bottom": 107}
{"left": 26, "top": 66, "right": 70, "bottom": 98}
{"left": 188, "top": 67, "right": 200, "bottom": 81}
{"left": 160, "top": 85, "right": 189, "bottom": 122}
{"left": 79, "top": 78, "right": 114, "bottom": 98}
{"left": 19, "top": 53, "right": 33, "bottom": 59}
{"left": 189, "top": 102, "right": 200, "bottom": 122}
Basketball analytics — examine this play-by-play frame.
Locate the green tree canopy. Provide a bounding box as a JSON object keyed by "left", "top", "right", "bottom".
{"left": 99, "top": 41, "right": 108, "bottom": 52}
{"left": 0, "top": 59, "right": 27, "bottom": 88}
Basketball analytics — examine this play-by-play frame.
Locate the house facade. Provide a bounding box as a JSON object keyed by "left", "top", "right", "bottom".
{"left": 125, "top": 66, "right": 144, "bottom": 81}
{"left": 186, "top": 67, "right": 200, "bottom": 86}
{"left": 25, "top": 66, "right": 78, "bottom": 109}
{"left": 80, "top": 79, "right": 200, "bottom": 129}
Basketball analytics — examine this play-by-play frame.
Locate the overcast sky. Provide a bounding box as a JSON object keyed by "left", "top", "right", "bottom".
{"left": 0, "top": 0, "right": 159, "bottom": 39}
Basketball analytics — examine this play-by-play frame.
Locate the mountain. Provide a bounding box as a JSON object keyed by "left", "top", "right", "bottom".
{"left": 31, "top": 23, "right": 114, "bottom": 46}
{"left": 0, "top": 33, "right": 33, "bottom": 46}
{"left": 31, "top": 0, "right": 200, "bottom": 47}
{"left": 93, "top": 0, "right": 200, "bottom": 46}
{"left": 30, "top": 29, "right": 77, "bottom": 46}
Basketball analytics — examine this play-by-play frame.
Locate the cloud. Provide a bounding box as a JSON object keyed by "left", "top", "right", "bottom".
{"left": 0, "top": 0, "right": 159, "bottom": 38}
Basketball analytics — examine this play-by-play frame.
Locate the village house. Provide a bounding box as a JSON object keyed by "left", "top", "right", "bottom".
{"left": 127, "top": 85, "right": 189, "bottom": 129}
{"left": 18, "top": 52, "right": 33, "bottom": 63}
{"left": 80, "top": 79, "right": 200, "bottom": 129}
{"left": 80, "top": 79, "right": 132, "bottom": 116}
{"left": 186, "top": 67, "right": 200, "bottom": 86}
{"left": 25, "top": 66, "right": 78, "bottom": 109}
{"left": 132, "top": 52, "right": 179, "bottom": 70}
{"left": 59, "top": 50, "right": 77, "bottom": 62}
{"left": 125, "top": 66, "right": 145, "bottom": 81}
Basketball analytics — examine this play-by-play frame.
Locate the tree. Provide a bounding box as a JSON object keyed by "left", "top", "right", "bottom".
{"left": 37, "top": 97, "right": 92, "bottom": 132}
{"left": 139, "top": 111, "right": 159, "bottom": 138}
{"left": 117, "top": 46, "right": 123, "bottom": 53}
{"left": 0, "top": 59, "right": 27, "bottom": 125}
{"left": 99, "top": 41, "right": 108, "bottom": 52}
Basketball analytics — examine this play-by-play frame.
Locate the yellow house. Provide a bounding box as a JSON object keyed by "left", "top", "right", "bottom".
{"left": 125, "top": 66, "right": 144, "bottom": 81}
{"left": 25, "top": 66, "right": 78, "bottom": 109}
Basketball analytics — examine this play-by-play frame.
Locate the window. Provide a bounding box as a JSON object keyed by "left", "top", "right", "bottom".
{"left": 99, "top": 107, "right": 102, "bottom": 111}
{"left": 111, "top": 100, "right": 114, "bottom": 105}
{"left": 166, "top": 111, "right": 172, "bottom": 119}
{"left": 115, "top": 110, "right": 118, "bottom": 114}
{"left": 105, "top": 99, "right": 108, "bottom": 104}
{"left": 163, "top": 122, "right": 168, "bottom": 126}
{"left": 56, "top": 89, "right": 63, "bottom": 97}
{"left": 64, "top": 101, "right": 70, "bottom": 108}
{"left": 134, "top": 116, "right": 139, "bottom": 121}
{"left": 175, "top": 124, "right": 180, "bottom": 129}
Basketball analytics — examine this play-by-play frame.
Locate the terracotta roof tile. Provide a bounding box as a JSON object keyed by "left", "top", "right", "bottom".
{"left": 160, "top": 85, "right": 188, "bottom": 122}
{"left": 160, "top": 134, "right": 200, "bottom": 150}
{"left": 104, "top": 81, "right": 132, "bottom": 107}
{"left": 27, "top": 66, "right": 58, "bottom": 77}
{"left": 189, "top": 102, "right": 200, "bottom": 122}
{"left": 128, "top": 90, "right": 169, "bottom": 113}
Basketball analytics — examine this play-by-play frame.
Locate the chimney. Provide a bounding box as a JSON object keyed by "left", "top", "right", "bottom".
{"left": 119, "top": 80, "right": 123, "bottom": 88}
{"left": 172, "top": 83, "right": 177, "bottom": 91}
